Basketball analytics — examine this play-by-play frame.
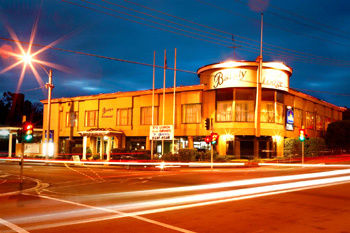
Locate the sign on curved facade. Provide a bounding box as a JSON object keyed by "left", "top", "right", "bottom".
{"left": 198, "top": 61, "right": 292, "bottom": 92}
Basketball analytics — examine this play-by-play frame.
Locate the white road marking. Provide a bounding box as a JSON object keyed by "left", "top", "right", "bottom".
{"left": 31, "top": 194, "right": 196, "bottom": 233}
{"left": 64, "top": 163, "right": 97, "bottom": 181}
{"left": 0, "top": 217, "right": 29, "bottom": 233}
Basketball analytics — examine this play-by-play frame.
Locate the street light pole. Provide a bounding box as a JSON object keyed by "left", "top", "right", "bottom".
{"left": 45, "top": 69, "right": 54, "bottom": 159}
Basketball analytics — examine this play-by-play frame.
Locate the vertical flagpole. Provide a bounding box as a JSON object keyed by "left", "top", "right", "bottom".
{"left": 172, "top": 48, "right": 177, "bottom": 154}
{"left": 255, "top": 13, "right": 263, "bottom": 138}
{"left": 162, "top": 49, "right": 166, "bottom": 156}
{"left": 151, "top": 51, "right": 155, "bottom": 160}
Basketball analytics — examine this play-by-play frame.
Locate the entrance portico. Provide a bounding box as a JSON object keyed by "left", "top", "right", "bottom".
{"left": 78, "top": 128, "right": 123, "bottom": 161}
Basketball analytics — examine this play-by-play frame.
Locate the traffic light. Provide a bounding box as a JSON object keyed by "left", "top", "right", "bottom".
{"left": 299, "top": 129, "right": 305, "bottom": 142}
{"left": 204, "top": 118, "right": 210, "bottom": 130}
{"left": 211, "top": 132, "right": 219, "bottom": 145}
{"left": 204, "top": 135, "right": 211, "bottom": 144}
{"left": 23, "top": 122, "right": 34, "bottom": 142}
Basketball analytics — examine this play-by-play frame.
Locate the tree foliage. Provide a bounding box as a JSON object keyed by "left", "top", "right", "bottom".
{"left": 325, "top": 120, "right": 350, "bottom": 149}
{"left": 0, "top": 91, "right": 43, "bottom": 127}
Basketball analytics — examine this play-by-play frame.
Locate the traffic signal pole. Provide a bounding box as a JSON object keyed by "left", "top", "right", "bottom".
{"left": 302, "top": 140, "right": 304, "bottom": 165}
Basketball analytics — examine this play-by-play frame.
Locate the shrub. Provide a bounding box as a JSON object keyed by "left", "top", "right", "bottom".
{"left": 284, "top": 137, "right": 327, "bottom": 157}
{"left": 178, "top": 149, "right": 197, "bottom": 162}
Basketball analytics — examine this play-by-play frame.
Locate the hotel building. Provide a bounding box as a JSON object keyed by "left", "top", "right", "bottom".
{"left": 41, "top": 61, "right": 344, "bottom": 160}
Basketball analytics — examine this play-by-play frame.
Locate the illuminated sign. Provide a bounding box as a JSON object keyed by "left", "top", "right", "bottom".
{"left": 209, "top": 68, "right": 289, "bottom": 91}
{"left": 150, "top": 125, "right": 174, "bottom": 140}
{"left": 286, "top": 106, "right": 294, "bottom": 131}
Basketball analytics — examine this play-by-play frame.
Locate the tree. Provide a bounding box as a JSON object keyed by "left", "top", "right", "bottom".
{"left": 0, "top": 91, "right": 43, "bottom": 127}
{"left": 325, "top": 120, "right": 350, "bottom": 152}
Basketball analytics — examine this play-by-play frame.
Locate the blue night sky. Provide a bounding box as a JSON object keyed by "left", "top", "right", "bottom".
{"left": 0, "top": 0, "right": 349, "bottom": 107}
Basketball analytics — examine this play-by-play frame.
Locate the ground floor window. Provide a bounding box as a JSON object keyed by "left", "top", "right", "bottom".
{"left": 126, "top": 137, "right": 146, "bottom": 151}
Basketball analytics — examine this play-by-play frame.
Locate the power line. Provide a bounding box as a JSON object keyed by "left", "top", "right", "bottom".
{"left": 0, "top": 36, "right": 196, "bottom": 74}
{"left": 119, "top": 0, "right": 350, "bottom": 66}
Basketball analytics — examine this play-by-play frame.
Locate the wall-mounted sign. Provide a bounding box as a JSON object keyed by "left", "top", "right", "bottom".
{"left": 150, "top": 125, "right": 174, "bottom": 140}
{"left": 209, "top": 68, "right": 289, "bottom": 91}
{"left": 285, "top": 106, "right": 294, "bottom": 131}
{"left": 102, "top": 107, "right": 113, "bottom": 118}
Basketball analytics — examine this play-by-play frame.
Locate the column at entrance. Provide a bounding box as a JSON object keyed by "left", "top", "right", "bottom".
{"left": 106, "top": 136, "right": 112, "bottom": 161}
{"left": 99, "top": 136, "right": 104, "bottom": 160}
{"left": 82, "top": 136, "right": 87, "bottom": 160}
{"left": 188, "top": 136, "right": 194, "bottom": 149}
{"left": 8, "top": 133, "right": 13, "bottom": 158}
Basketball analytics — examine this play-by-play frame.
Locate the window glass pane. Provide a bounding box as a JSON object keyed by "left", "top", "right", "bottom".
{"left": 235, "top": 88, "right": 255, "bottom": 100}
{"left": 182, "top": 104, "right": 201, "bottom": 123}
{"left": 276, "top": 91, "right": 284, "bottom": 103}
{"left": 276, "top": 103, "right": 284, "bottom": 124}
{"left": 216, "top": 89, "right": 233, "bottom": 101}
{"left": 85, "top": 110, "right": 97, "bottom": 127}
{"left": 261, "top": 101, "right": 274, "bottom": 123}
{"left": 306, "top": 112, "right": 315, "bottom": 129}
{"left": 294, "top": 109, "right": 302, "bottom": 127}
{"left": 141, "top": 107, "right": 157, "bottom": 125}
{"left": 217, "top": 101, "right": 232, "bottom": 121}
{"left": 235, "top": 101, "right": 254, "bottom": 122}
{"left": 261, "top": 90, "right": 274, "bottom": 101}
{"left": 117, "top": 108, "right": 131, "bottom": 126}
{"left": 316, "top": 114, "right": 323, "bottom": 131}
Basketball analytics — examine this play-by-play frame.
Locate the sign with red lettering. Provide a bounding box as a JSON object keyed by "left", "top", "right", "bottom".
{"left": 150, "top": 125, "right": 174, "bottom": 140}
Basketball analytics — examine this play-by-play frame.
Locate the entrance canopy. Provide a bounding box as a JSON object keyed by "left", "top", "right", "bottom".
{"left": 78, "top": 128, "right": 123, "bottom": 137}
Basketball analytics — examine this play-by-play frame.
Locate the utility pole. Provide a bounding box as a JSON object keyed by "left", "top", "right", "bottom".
{"left": 230, "top": 35, "right": 241, "bottom": 59}
{"left": 45, "top": 69, "right": 54, "bottom": 159}
{"left": 151, "top": 51, "right": 156, "bottom": 160}
{"left": 172, "top": 48, "right": 177, "bottom": 154}
{"left": 255, "top": 13, "right": 263, "bottom": 138}
{"left": 162, "top": 50, "right": 166, "bottom": 156}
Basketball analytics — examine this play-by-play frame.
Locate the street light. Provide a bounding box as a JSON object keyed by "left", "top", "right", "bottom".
{"left": 39, "top": 65, "right": 54, "bottom": 159}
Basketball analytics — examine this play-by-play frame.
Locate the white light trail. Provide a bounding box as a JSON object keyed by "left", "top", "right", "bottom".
{"left": 14, "top": 174, "right": 350, "bottom": 232}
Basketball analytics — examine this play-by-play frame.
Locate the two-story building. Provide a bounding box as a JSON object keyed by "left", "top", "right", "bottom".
{"left": 41, "top": 60, "right": 344, "bottom": 159}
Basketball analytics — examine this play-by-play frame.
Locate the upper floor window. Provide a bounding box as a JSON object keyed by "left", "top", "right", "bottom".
{"left": 276, "top": 103, "right": 284, "bottom": 124}
{"left": 235, "top": 101, "right": 254, "bottom": 122}
{"left": 182, "top": 104, "right": 201, "bottom": 123}
{"left": 261, "top": 102, "right": 274, "bottom": 123}
{"left": 85, "top": 110, "right": 97, "bottom": 127}
{"left": 141, "top": 106, "right": 158, "bottom": 125}
{"left": 316, "top": 114, "right": 323, "bottom": 131}
{"left": 306, "top": 111, "right": 315, "bottom": 129}
{"left": 116, "top": 108, "right": 132, "bottom": 126}
{"left": 66, "top": 111, "right": 78, "bottom": 127}
{"left": 294, "top": 108, "right": 303, "bottom": 128}
{"left": 217, "top": 101, "right": 233, "bottom": 122}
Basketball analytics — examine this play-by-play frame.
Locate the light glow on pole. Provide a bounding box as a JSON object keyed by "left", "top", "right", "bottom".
{"left": 0, "top": 20, "right": 67, "bottom": 92}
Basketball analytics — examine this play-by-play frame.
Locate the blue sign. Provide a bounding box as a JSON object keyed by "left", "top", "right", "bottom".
{"left": 286, "top": 107, "right": 294, "bottom": 131}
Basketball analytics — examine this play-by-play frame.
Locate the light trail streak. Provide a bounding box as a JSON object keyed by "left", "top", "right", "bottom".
{"left": 14, "top": 174, "right": 350, "bottom": 231}
{"left": 0, "top": 157, "right": 245, "bottom": 167}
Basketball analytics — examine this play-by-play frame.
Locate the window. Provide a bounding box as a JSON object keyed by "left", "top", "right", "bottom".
{"left": 275, "top": 103, "right": 284, "bottom": 124}
{"left": 141, "top": 107, "right": 158, "bottom": 125}
{"left": 217, "top": 101, "right": 233, "bottom": 121}
{"left": 261, "top": 102, "right": 274, "bottom": 123}
{"left": 325, "top": 117, "right": 331, "bottom": 130}
{"left": 306, "top": 111, "right": 315, "bottom": 129}
{"left": 235, "top": 88, "right": 255, "bottom": 100}
{"left": 66, "top": 112, "right": 78, "bottom": 127}
{"left": 85, "top": 110, "right": 97, "bottom": 127}
{"left": 294, "top": 108, "right": 303, "bottom": 127}
{"left": 116, "top": 108, "right": 132, "bottom": 126}
{"left": 235, "top": 101, "right": 254, "bottom": 122}
{"left": 316, "top": 114, "right": 323, "bottom": 131}
{"left": 182, "top": 104, "right": 201, "bottom": 123}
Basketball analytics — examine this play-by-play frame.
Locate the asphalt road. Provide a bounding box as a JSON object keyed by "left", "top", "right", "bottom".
{"left": 0, "top": 162, "right": 350, "bottom": 233}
